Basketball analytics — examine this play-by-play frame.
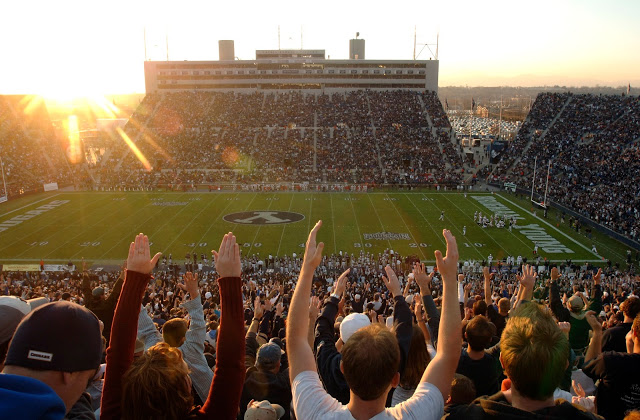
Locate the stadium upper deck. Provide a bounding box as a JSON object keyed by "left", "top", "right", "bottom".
{"left": 143, "top": 49, "right": 439, "bottom": 93}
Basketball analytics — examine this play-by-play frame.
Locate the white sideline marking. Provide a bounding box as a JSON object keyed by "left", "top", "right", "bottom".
{"left": 497, "top": 195, "right": 600, "bottom": 258}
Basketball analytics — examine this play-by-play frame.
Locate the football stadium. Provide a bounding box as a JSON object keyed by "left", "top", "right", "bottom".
{"left": 1, "top": 2, "right": 639, "bottom": 419}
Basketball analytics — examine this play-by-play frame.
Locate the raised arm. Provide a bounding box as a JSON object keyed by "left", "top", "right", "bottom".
{"left": 383, "top": 265, "right": 413, "bottom": 378}
{"left": 583, "top": 311, "right": 603, "bottom": 364}
{"left": 288, "top": 221, "right": 324, "bottom": 381}
{"left": 414, "top": 263, "right": 440, "bottom": 347}
{"left": 105, "top": 268, "right": 125, "bottom": 307}
{"left": 137, "top": 304, "right": 162, "bottom": 351}
{"left": 200, "top": 233, "right": 245, "bottom": 419}
{"left": 483, "top": 266, "right": 494, "bottom": 307}
{"left": 516, "top": 265, "right": 536, "bottom": 304}
{"left": 549, "top": 267, "right": 570, "bottom": 322}
{"left": 308, "top": 296, "right": 320, "bottom": 349}
{"left": 101, "top": 234, "right": 160, "bottom": 420}
{"left": 181, "top": 272, "right": 206, "bottom": 345}
{"left": 81, "top": 260, "right": 93, "bottom": 307}
{"left": 420, "top": 230, "right": 462, "bottom": 399}
{"left": 587, "top": 268, "right": 603, "bottom": 313}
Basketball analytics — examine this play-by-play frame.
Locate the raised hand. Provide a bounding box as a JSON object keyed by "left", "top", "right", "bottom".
{"left": 302, "top": 221, "right": 324, "bottom": 270}
{"left": 435, "top": 229, "right": 459, "bottom": 284}
{"left": 308, "top": 296, "right": 320, "bottom": 320}
{"left": 518, "top": 265, "right": 537, "bottom": 290}
{"left": 550, "top": 266, "right": 561, "bottom": 281}
{"left": 212, "top": 232, "right": 241, "bottom": 278}
{"left": 275, "top": 302, "right": 284, "bottom": 317}
{"left": 264, "top": 297, "right": 273, "bottom": 312}
{"left": 127, "top": 233, "right": 161, "bottom": 275}
{"left": 463, "top": 281, "right": 471, "bottom": 293}
{"left": 572, "top": 380, "right": 586, "bottom": 398}
{"left": 414, "top": 300, "right": 424, "bottom": 322}
{"left": 181, "top": 272, "right": 199, "bottom": 299}
{"left": 593, "top": 268, "right": 602, "bottom": 285}
{"left": 334, "top": 268, "right": 350, "bottom": 297}
{"left": 382, "top": 265, "right": 402, "bottom": 297}
{"left": 483, "top": 266, "right": 495, "bottom": 282}
{"left": 585, "top": 310, "right": 602, "bottom": 333}
{"left": 253, "top": 296, "right": 263, "bottom": 320}
{"left": 413, "top": 263, "right": 433, "bottom": 294}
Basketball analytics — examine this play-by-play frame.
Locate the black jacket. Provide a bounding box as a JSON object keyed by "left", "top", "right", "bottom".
{"left": 444, "top": 392, "right": 603, "bottom": 420}
{"left": 314, "top": 294, "right": 412, "bottom": 405}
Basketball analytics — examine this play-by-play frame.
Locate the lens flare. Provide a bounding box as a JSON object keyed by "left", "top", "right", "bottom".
{"left": 116, "top": 126, "right": 152, "bottom": 171}
{"left": 66, "top": 115, "right": 83, "bottom": 164}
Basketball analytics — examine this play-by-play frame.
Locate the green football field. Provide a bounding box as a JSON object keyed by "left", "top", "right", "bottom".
{"left": 0, "top": 190, "right": 630, "bottom": 267}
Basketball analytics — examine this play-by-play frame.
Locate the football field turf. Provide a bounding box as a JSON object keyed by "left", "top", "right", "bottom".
{"left": 0, "top": 190, "right": 629, "bottom": 267}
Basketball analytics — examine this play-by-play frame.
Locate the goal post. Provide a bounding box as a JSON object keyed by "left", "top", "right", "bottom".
{"left": 530, "top": 157, "right": 551, "bottom": 209}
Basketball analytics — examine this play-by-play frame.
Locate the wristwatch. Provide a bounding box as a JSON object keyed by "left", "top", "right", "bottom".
{"left": 330, "top": 293, "right": 340, "bottom": 300}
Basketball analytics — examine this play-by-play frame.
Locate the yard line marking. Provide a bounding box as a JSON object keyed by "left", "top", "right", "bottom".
{"left": 365, "top": 194, "right": 392, "bottom": 249}
{"left": 0, "top": 193, "right": 61, "bottom": 218}
{"left": 247, "top": 193, "right": 274, "bottom": 256}
{"left": 330, "top": 193, "right": 337, "bottom": 252}
{"left": 349, "top": 194, "right": 367, "bottom": 250}
{"left": 403, "top": 193, "right": 446, "bottom": 251}
{"left": 188, "top": 193, "right": 227, "bottom": 254}
{"left": 276, "top": 193, "right": 296, "bottom": 257}
{"left": 165, "top": 193, "right": 237, "bottom": 254}
{"left": 1, "top": 194, "right": 116, "bottom": 256}
{"left": 16, "top": 194, "right": 124, "bottom": 258}
{"left": 434, "top": 193, "right": 508, "bottom": 258}
{"left": 385, "top": 193, "right": 426, "bottom": 260}
{"left": 95, "top": 193, "right": 192, "bottom": 259}
{"left": 497, "top": 194, "right": 600, "bottom": 258}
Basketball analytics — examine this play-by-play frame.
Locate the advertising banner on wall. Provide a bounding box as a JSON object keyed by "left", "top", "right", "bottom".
{"left": 43, "top": 183, "right": 59, "bottom": 192}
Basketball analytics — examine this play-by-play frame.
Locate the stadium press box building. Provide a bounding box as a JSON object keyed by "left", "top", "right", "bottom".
{"left": 143, "top": 49, "right": 438, "bottom": 93}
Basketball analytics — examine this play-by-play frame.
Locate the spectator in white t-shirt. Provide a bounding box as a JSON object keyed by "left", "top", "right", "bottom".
{"left": 286, "top": 221, "right": 461, "bottom": 419}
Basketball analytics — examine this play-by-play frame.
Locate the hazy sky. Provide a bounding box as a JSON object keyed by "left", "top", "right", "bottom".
{"left": 1, "top": 0, "right": 638, "bottom": 97}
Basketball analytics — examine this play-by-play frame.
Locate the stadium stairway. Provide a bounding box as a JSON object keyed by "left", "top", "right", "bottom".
{"left": 313, "top": 112, "right": 318, "bottom": 172}
{"left": 364, "top": 95, "right": 385, "bottom": 174}
{"left": 114, "top": 98, "right": 164, "bottom": 171}
{"left": 416, "top": 94, "right": 435, "bottom": 131}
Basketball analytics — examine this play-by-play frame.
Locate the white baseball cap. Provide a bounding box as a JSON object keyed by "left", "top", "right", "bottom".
{"left": 339, "top": 313, "right": 371, "bottom": 343}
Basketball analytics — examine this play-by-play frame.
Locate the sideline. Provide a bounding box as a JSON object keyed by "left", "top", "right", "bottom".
{"left": 497, "top": 194, "right": 601, "bottom": 258}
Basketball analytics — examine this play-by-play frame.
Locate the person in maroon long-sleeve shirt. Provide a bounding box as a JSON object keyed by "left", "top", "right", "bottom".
{"left": 101, "top": 232, "right": 245, "bottom": 420}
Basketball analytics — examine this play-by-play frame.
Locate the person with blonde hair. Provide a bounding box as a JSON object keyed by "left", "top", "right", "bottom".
{"left": 445, "top": 301, "right": 601, "bottom": 419}
{"left": 100, "top": 232, "right": 245, "bottom": 420}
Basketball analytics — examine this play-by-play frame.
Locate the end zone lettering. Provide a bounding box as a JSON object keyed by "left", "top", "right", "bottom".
{"left": 0, "top": 200, "right": 70, "bottom": 233}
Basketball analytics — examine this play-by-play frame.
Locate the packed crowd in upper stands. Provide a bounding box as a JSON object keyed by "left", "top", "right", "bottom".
{"left": 488, "top": 92, "right": 640, "bottom": 241}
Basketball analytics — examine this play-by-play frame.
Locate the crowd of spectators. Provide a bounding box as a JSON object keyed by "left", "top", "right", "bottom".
{"left": 79, "top": 90, "right": 466, "bottom": 189}
{"left": 1, "top": 227, "right": 639, "bottom": 419}
{"left": 488, "top": 93, "right": 640, "bottom": 241}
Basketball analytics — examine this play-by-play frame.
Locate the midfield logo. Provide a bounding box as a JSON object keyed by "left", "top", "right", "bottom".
{"left": 223, "top": 211, "right": 305, "bottom": 225}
